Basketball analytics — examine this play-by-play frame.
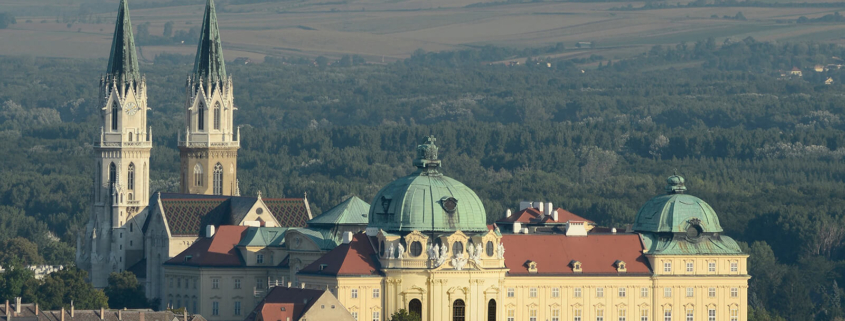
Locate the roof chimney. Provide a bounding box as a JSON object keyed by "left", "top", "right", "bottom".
{"left": 34, "top": 303, "right": 38, "bottom": 316}
{"left": 513, "top": 222, "right": 522, "bottom": 234}
{"left": 61, "top": 307, "right": 65, "bottom": 321}
{"left": 183, "top": 308, "right": 187, "bottom": 321}
{"left": 612, "top": 227, "right": 617, "bottom": 234}
{"left": 70, "top": 301, "right": 74, "bottom": 317}
{"left": 300, "top": 282, "right": 306, "bottom": 289}
{"left": 505, "top": 209, "right": 512, "bottom": 218}
{"left": 205, "top": 225, "right": 216, "bottom": 238}
{"left": 5, "top": 300, "right": 9, "bottom": 316}
{"left": 118, "top": 309, "right": 122, "bottom": 321}
{"left": 287, "top": 282, "right": 292, "bottom": 288}
{"left": 546, "top": 202, "right": 553, "bottom": 215}
{"left": 342, "top": 232, "right": 353, "bottom": 244}
{"left": 522, "top": 228, "right": 529, "bottom": 234}
{"left": 140, "top": 312, "right": 145, "bottom": 321}
{"left": 536, "top": 202, "right": 544, "bottom": 213}
{"left": 519, "top": 201, "right": 531, "bottom": 211}
{"left": 15, "top": 297, "right": 21, "bottom": 314}
{"left": 100, "top": 307, "right": 105, "bottom": 320}
{"left": 552, "top": 209, "right": 558, "bottom": 222}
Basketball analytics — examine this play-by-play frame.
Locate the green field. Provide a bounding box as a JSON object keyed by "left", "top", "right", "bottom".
{"left": 2, "top": 0, "right": 845, "bottom": 62}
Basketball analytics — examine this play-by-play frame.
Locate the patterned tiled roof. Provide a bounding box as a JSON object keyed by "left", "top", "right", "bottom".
{"left": 264, "top": 199, "right": 311, "bottom": 228}
{"left": 153, "top": 193, "right": 309, "bottom": 237}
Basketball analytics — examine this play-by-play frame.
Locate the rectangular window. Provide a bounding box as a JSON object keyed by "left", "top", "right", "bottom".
{"left": 169, "top": 277, "right": 173, "bottom": 288}
{"left": 597, "top": 287, "right": 604, "bottom": 298}
{"left": 373, "top": 288, "right": 380, "bottom": 298}
{"left": 352, "top": 312, "right": 358, "bottom": 320}
{"left": 372, "top": 311, "right": 380, "bottom": 321}
{"left": 508, "top": 309, "right": 515, "bottom": 321}
{"left": 552, "top": 309, "right": 561, "bottom": 321}
{"left": 731, "top": 287, "right": 738, "bottom": 297}
{"left": 641, "top": 309, "right": 649, "bottom": 321}
{"left": 257, "top": 254, "right": 264, "bottom": 264}
{"left": 234, "top": 301, "right": 241, "bottom": 315}
{"left": 234, "top": 278, "right": 241, "bottom": 289}
{"left": 686, "top": 262, "right": 694, "bottom": 272}
{"left": 575, "top": 288, "right": 582, "bottom": 298}
{"left": 664, "top": 261, "right": 672, "bottom": 272}
{"left": 530, "top": 309, "right": 538, "bottom": 321}
{"left": 212, "top": 278, "right": 219, "bottom": 289}
{"left": 256, "top": 278, "right": 264, "bottom": 290}
{"left": 619, "top": 288, "right": 627, "bottom": 297}
{"left": 177, "top": 278, "right": 181, "bottom": 288}
{"left": 686, "top": 309, "right": 693, "bottom": 321}
{"left": 664, "top": 309, "right": 671, "bottom": 321}
{"left": 730, "top": 261, "right": 738, "bottom": 272}
{"left": 212, "top": 302, "right": 219, "bottom": 316}
{"left": 708, "top": 262, "right": 716, "bottom": 272}
{"left": 708, "top": 309, "right": 716, "bottom": 321}
{"left": 597, "top": 308, "right": 605, "bottom": 321}
{"left": 574, "top": 308, "right": 582, "bottom": 321}
{"left": 686, "top": 288, "right": 694, "bottom": 297}
{"left": 507, "top": 288, "right": 515, "bottom": 297}
{"left": 664, "top": 287, "right": 672, "bottom": 298}
{"left": 552, "top": 288, "right": 560, "bottom": 298}
{"left": 352, "top": 289, "right": 358, "bottom": 299}
{"left": 619, "top": 308, "right": 626, "bottom": 321}
{"left": 641, "top": 288, "right": 649, "bottom": 298}
{"left": 530, "top": 287, "right": 538, "bottom": 297}
{"left": 730, "top": 308, "right": 739, "bottom": 321}
{"left": 708, "top": 288, "right": 716, "bottom": 298}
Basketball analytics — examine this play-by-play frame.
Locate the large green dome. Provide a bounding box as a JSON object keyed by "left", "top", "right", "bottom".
{"left": 368, "top": 136, "right": 487, "bottom": 233}
{"left": 633, "top": 175, "right": 724, "bottom": 234}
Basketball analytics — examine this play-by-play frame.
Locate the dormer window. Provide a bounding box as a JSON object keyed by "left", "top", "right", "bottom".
{"left": 570, "top": 260, "right": 582, "bottom": 273}
{"left": 615, "top": 260, "right": 627, "bottom": 273}
{"left": 527, "top": 260, "right": 538, "bottom": 274}
{"left": 256, "top": 254, "right": 264, "bottom": 264}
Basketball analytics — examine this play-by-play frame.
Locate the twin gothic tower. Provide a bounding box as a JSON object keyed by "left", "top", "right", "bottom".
{"left": 78, "top": 0, "right": 239, "bottom": 288}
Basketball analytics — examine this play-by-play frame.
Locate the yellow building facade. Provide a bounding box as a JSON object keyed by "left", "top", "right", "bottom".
{"left": 295, "top": 137, "right": 748, "bottom": 321}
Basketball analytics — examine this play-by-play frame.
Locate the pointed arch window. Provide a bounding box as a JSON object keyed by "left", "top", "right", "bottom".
{"left": 198, "top": 103, "right": 205, "bottom": 131}
{"left": 128, "top": 163, "right": 135, "bottom": 190}
{"left": 213, "top": 163, "right": 223, "bottom": 195}
{"left": 213, "top": 103, "right": 221, "bottom": 130}
{"left": 111, "top": 102, "right": 119, "bottom": 131}
{"left": 194, "top": 163, "right": 203, "bottom": 186}
{"left": 109, "top": 162, "right": 117, "bottom": 186}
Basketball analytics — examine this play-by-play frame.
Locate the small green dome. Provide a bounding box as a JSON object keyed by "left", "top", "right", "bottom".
{"left": 633, "top": 175, "right": 723, "bottom": 234}
{"left": 368, "top": 136, "right": 487, "bottom": 233}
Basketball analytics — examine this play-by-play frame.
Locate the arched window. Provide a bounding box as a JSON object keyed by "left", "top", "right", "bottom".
{"left": 213, "top": 103, "right": 221, "bottom": 130}
{"left": 488, "top": 299, "right": 496, "bottom": 321}
{"left": 128, "top": 133, "right": 132, "bottom": 141}
{"left": 111, "top": 102, "right": 119, "bottom": 131}
{"left": 128, "top": 163, "right": 135, "bottom": 190}
{"left": 197, "top": 103, "right": 205, "bottom": 131}
{"left": 409, "top": 299, "right": 422, "bottom": 318}
{"left": 187, "top": 109, "right": 192, "bottom": 130}
{"left": 452, "top": 241, "right": 463, "bottom": 256}
{"left": 194, "top": 163, "right": 203, "bottom": 186}
{"left": 109, "top": 162, "right": 117, "bottom": 186}
{"left": 453, "top": 299, "right": 465, "bottom": 321}
{"left": 213, "top": 163, "right": 223, "bottom": 195}
{"left": 128, "top": 193, "right": 133, "bottom": 201}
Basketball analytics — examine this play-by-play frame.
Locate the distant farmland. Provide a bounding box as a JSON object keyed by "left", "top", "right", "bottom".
{"left": 2, "top": 0, "right": 845, "bottom": 62}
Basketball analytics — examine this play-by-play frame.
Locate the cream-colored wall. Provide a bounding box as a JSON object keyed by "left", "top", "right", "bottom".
{"left": 297, "top": 276, "right": 384, "bottom": 321}
{"left": 164, "top": 266, "right": 276, "bottom": 321}
{"left": 299, "top": 292, "right": 357, "bottom": 321}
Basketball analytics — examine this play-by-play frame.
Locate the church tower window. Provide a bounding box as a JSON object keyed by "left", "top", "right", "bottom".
{"left": 198, "top": 103, "right": 205, "bottom": 131}
{"left": 111, "top": 102, "right": 119, "bottom": 131}
{"left": 194, "top": 163, "right": 203, "bottom": 186}
{"left": 128, "top": 163, "right": 135, "bottom": 190}
{"left": 214, "top": 103, "right": 221, "bottom": 130}
{"left": 109, "top": 162, "right": 117, "bottom": 186}
{"left": 213, "top": 163, "right": 223, "bottom": 195}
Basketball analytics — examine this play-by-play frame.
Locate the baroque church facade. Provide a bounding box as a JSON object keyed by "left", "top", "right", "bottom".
{"left": 75, "top": 0, "right": 313, "bottom": 301}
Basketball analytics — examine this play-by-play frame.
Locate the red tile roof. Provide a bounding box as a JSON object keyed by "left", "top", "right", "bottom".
{"left": 497, "top": 207, "right": 593, "bottom": 224}
{"left": 501, "top": 233, "right": 650, "bottom": 275}
{"left": 246, "top": 287, "right": 327, "bottom": 321}
{"left": 298, "top": 233, "right": 381, "bottom": 276}
{"left": 165, "top": 225, "right": 248, "bottom": 267}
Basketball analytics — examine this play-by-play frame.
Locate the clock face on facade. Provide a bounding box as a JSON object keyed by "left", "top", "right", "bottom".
{"left": 124, "top": 102, "right": 140, "bottom": 116}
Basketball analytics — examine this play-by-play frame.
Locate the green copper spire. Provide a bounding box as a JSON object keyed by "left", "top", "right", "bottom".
{"left": 193, "top": 0, "right": 227, "bottom": 83}
{"left": 106, "top": 0, "right": 141, "bottom": 81}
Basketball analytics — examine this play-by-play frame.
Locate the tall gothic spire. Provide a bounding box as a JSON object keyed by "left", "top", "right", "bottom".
{"left": 106, "top": 0, "right": 140, "bottom": 82}
{"left": 193, "top": 0, "right": 227, "bottom": 83}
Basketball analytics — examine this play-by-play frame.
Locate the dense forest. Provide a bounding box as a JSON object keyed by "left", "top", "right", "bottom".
{"left": 2, "top": 38, "right": 845, "bottom": 319}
